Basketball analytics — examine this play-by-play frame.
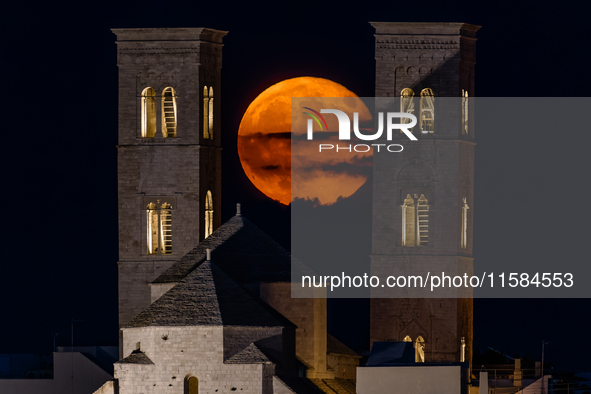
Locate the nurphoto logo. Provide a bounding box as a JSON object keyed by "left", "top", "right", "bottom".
{"left": 303, "top": 107, "right": 418, "bottom": 153}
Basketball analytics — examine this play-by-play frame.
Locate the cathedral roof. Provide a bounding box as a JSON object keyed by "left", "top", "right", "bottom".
{"left": 327, "top": 334, "right": 361, "bottom": 358}
{"left": 125, "top": 260, "right": 287, "bottom": 328}
{"left": 225, "top": 343, "right": 271, "bottom": 364}
{"left": 116, "top": 349, "right": 154, "bottom": 365}
{"left": 152, "top": 214, "right": 291, "bottom": 285}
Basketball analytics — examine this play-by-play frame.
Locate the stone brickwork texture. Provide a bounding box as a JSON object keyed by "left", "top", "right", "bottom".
{"left": 116, "top": 326, "right": 274, "bottom": 394}
{"left": 369, "top": 22, "right": 479, "bottom": 367}
{"left": 113, "top": 28, "right": 227, "bottom": 327}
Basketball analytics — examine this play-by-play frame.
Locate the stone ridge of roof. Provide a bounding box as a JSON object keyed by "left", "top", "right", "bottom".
{"left": 224, "top": 343, "right": 271, "bottom": 364}
{"left": 116, "top": 349, "right": 154, "bottom": 365}
{"left": 152, "top": 214, "right": 290, "bottom": 285}
{"left": 125, "top": 261, "right": 287, "bottom": 328}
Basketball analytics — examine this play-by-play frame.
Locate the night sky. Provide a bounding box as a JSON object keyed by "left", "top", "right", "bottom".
{"left": 1, "top": 0, "right": 590, "bottom": 374}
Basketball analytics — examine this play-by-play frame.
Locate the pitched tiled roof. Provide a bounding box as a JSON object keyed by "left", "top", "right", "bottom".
{"left": 116, "top": 349, "right": 154, "bottom": 365}
{"left": 225, "top": 343, "right": 271, "bottom": 364}
{"left": 125, "top": 261, "right": 286, "bottom": 328}
{"left": 327, "top": 334, "right": 361, "bottom": 357}
{"left": 152, "top": 215, "right": 291, "bottom": 285}
{"left": 274, "top": 375, "right": 326, "bottom": 394}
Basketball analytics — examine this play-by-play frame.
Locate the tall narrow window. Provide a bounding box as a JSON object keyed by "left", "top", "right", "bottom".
{"left": 416, "top": 194, "right": 429, "bottom": 246}
{"left": 160, "top": 202, "right": 172, "bottom": 254}
{"left": 162, "top": 87, "right": 177, "bottom": 138}
{"left": 462, "top": 89, "right": 469, "bottom": 135}
{"left": 400, "top": 88, "right": 415, "bottom": 133}
{"left": 146, "top": 201, "right": 173, "bottom": 255}
{"left": 402, "top": 194, "right": 416, "bottom": 246}
{"left": 205, "top": 190, "right": 213, "bottom": 238}
{"left": 186, "top": 376, "right": 198, "bottom": 394}
{"left": 147, "top": 202, "right": 159, "bottom": 254}
{"left": 141, "top": 87, "right": 156, "bottom": 137}
{"left": 420, "top": 88, "right": 434, "bottom": 133}
{"left": 460, "top": 337, "right": 466, "bottom": 362}
{"left": 208, "top": 87, "right": 214, "bottom": 139}
{"left": 203, "top": 86, "right": 212, "bottom": 140}
{"left": 415, "top": 336, "right": 425, "bottom": 363}
{"left": 461, "top": 197, "right": 470, "bottom": 249}
{"left": 402, "top": 194, "right": 429, "bottom": 247}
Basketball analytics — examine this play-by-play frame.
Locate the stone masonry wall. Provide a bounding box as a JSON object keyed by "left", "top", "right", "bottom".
{"left": 369, "top": 22, "right": 478, "bottom": 366}
{"left": 117, "top": 326, "right": 273, "bottom": 394}
{"left": 113, "top": 28, "right": 226, "bottom": 327}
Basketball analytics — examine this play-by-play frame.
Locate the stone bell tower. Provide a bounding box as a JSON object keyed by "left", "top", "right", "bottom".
{"left": 113, "top": 28, "right": 227, "bottom": 327}
{"left": 369, "top": 22, "right": 479, "bottom": 365}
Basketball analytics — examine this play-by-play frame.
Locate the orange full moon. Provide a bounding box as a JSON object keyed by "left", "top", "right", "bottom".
{"left": 238, "top": 77, "right": 372, "bottom": 206}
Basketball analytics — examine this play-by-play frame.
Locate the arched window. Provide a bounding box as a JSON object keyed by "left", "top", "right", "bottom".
{"left": 415, "top": 336, "right": 425, "bottom": 363}
{"left": 403, "top": 335, "right": 412, "bottom": 342}
{"left": 416, "top": 194, "right": 429, "bottom": 246}
{"left": 160, "top": 202, "right": 172, "bottom": 254}
{"left": 400, "top": 88, "right": 415, "bottom": 133}
{"left": 146, "top": 201, "right": 173, "bottom": 255}
{"left": 402, "top": 194, "right": 429, "bottom": 247}
{"left": 162, "top": 87, "right": 177, "bottom": 138}
{"left": 203, "top": 87, "right": 213, "bottom": 140}
{"left": 208, "top": 87, "right": 214, "bottom": 139}
{"left": 185, "top": 376, "right": 198, "bottom": 394}
{"left": 461, "top": 197, "right": 470, "bottom": 249}
{"left": 420, "top": 88, "right": 434, "bottom": 133}
{"left": 205, "top": 191, "right": 213, "bottom": 238}
{"left": 402, "top": 194, "right": 416, "bottom": 247}
{"left": 141, "top": 87, "right": 156, "bottom": 137}
{"left": 147, "top": 202, "right": 159, "bottom": 254}
{"left": 462, "top": 89, "right": 469, "bottom": 135}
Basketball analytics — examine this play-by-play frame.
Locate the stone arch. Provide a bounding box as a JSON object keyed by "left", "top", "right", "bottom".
{"left": 205, "top": 190, "right": 213, "bottom": 238}
{"left": 184, "top": 375, "right": 199, "bottom": 394}
{"left": 395, "top": 160, "right": 439, "bottom": 184}
{"left": 419, "top": 53, "right": 431, "bottom": 61}
{"left": 397, "top": 163, "right": 434, "bottom": 184}
{"left": 443, "top": 52, "right": 455, "bottom": 61}
{"left": 162, "top": 87, "right": 177, "bottom": 138}
{"left": 415, "top": 335, "right": 426, "bottom": 362}
{"left": 141, "top": 87, "right": 156, "bottom": 138}
{"left": 399, "top": 318, "right": 429, "bottom": 344}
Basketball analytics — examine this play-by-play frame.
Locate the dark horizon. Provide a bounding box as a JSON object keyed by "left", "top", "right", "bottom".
{"left": 1, "top": 0, "right": 590, "bottom": 375}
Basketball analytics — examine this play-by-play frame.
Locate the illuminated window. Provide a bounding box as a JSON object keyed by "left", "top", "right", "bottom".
{"left": 403, "top": 335, "right": 412, "bottom": 342}
{"left": 146, "top": 201, "right": 173, "bottom": 255}
{"left": 462, "top": 89, "right": 469, "bottom": 135}
{"left": 186, "top": 376, "right": 198, "bottom": 394}
{"left": 461, "top": 197, "right": 470, "bottom": 249}
{"left": 162, "top": 87, "right": 177, "bottom": 138}
{"left": 402, "top": 195, "right": 416, "bottom": 247}
{"left": 416, "top": 194, "right": 429, "bottom": 246}
{"left": 400, "top": 88, "right": 415, "bottom": 133}
{"left": 147, "top": 203, "right": 159, "bottom": 254}
{"left": 208, "top": 87, "right": 214, "bottom": 139}
{"left": 203, "top": 86, "right": 213, "bottom": 140}
{"left": 420, "top": 88, "right": 434, "bottom": 133}
{"left": 402, "top": 194, "right": 429, "bottom": 247}
{"left": 205, "top": 190, "right": 213, "bottom": 238}
{"left": 141, "top": 87, "right": 156, "bottom": 137}
{"left": 160, "top": 202, "right": 172, "bottom": 254}
{"left": 415, "top": 336, "right": 425, "bottom": 363}
{"left": 460, "top": 337, "right": 466, "bottom": 362}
